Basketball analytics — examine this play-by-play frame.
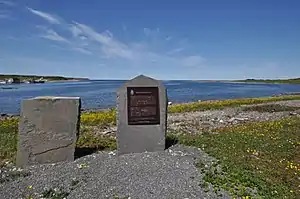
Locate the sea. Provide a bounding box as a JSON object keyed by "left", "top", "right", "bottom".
{"left": 1, "top": 80, "right": 300, "bottom": 114}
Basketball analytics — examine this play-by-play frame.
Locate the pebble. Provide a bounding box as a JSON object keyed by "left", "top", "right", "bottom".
{"left": 228, "top": 118, "right": 236, "bottom": 122}
{"left": 0, "top": 145, "right": 230, "bottom": 199}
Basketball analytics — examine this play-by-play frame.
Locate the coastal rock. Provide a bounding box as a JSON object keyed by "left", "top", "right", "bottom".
{"left": 102, "top": 126, "right": 117, "bottom": 135}
{"left": 289, "top": 112, "right": 298, "bottom": 116}
{"left": 235, "top": 117, "right": 248, "bottom": 121}
{"left": 168, "top": 101, "right": 173, "bottom": 105}
{"left": 0, "top": 113, "right": 16, "bottom": 120}
{"left": 228, "top": 118, "right": 236, "bottom": 123}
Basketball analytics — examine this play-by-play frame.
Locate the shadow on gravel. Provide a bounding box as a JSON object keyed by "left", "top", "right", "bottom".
{"left": 165, "top": 135, "right": 178, "bottom": 149}
{"left": 75, "top": 147, "right": 98, "bottom": 159}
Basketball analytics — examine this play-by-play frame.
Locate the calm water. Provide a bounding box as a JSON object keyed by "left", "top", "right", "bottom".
{"left": 1, "top": 80, "right": 300, "bottom": 114}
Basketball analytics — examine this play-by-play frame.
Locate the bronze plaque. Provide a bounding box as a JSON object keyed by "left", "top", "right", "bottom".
{"left": 127, "top": 87, "right": 160, "bottom": 125}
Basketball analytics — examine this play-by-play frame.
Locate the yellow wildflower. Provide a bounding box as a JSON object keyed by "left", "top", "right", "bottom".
{"left": 78, "top": 163, "right": 88, "bottom": 169}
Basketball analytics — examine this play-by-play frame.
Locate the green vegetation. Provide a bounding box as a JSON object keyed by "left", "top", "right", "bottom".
{"left": 168, "top": 95, "right": 300, "bottom": 113}
{"left": 78, "top": 95, "right": 300, "bottom": 129}
{"left": 0, "top": 74, "right": 88, "bottom": 81}
{"left": 1, "top": 95, "right": 300, "bottom": 166}
{"left": 76, "top": 127, "right": 116, "bottom": 150}
{"left": 79, "top": 95, "right": 300, "bottom": 128}
{"left": 242, "top": 104, "right": 299, "bottom": 113}
{"left": 177, "top": 117, "right": 300, "bottom": 198}
{"left": 0, "top": 169, "right": 30, "bottom": 184}
{"left": 41, "top": 187, "right": 70, "bottom": 199}
{"left": 1, "top": 96, "right": 300, "bottom": 198}
{"left": 0, "top": 118, "right": 18, "bottom": 167}
{"left": 81, "top": 108, "right": 116, "bottom": 127}
{"left": 235, "top": 78, "right": 300, "bottom": 84}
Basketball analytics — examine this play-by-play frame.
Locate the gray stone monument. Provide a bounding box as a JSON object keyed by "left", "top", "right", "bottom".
{"left": 16, "top": 96, "right": 81, "bottom": 167}
{"left": 116, "top": 75, "right": 167, "bottom": 155}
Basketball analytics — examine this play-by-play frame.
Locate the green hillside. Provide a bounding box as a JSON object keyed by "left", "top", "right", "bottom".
{"left": 0, "top": 74, "right": 89, "bottom": 81}
{"left": 235, "top": 78, "right": 300, "bottom": 84}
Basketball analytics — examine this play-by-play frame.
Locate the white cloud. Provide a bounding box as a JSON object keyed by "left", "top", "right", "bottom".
{"left": 73, "top": 22, "right": 134, "bottom": 59}
{"left": 27, "top": 7, "right": 61, "bottom": 24}
{"left": 103, "top": 30, "right": 113, "bottom": 38}
{"left": 167, "top": 48, "right": 184, "bottom": 55}
{"left": 26, "top": 8, "right": 205, "bottom": 66}
{"left": 72, "top": 47, "right": 92, "bottom": 55}
{"left": 0, "top": 0, "right": 15, "bottom": 6}
{"left": 69, "top": 25, "right": 82, "bottom": 37}
{"left": 40, "top": 29, "right": 69, "bottom": 42}
{"left": 35, "top": 26, "right": 68, "bottom": 43}
{"left": 79, "top": 35, "right": 87, "bottom": 41}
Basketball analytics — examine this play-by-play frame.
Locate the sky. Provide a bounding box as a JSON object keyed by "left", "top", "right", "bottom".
{"left": 0, "top": 0, "right": 299, "bottom": 80}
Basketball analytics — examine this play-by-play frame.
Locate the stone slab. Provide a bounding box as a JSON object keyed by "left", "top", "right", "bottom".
{"left": 117, "top": 75, "right": 167, "bottom": 155}
{"left": 16, "top": 96, "right": 81, "bottom": 167}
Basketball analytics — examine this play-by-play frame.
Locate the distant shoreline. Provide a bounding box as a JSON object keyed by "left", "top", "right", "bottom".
{"left": 0, "top": 74, "right": 89, "bottom": 83}
{"left": 193, "top": 78, "right": 300, "bottom": 84}
{"left": 232, "top": 78, "right": 300, "bottom": 84}
{"left": 47, "top": 79, "right": 88, "bottom": 83}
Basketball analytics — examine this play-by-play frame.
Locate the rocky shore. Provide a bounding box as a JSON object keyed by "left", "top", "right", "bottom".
{"left": 84, "top": 100, "right": 300, "bottom": 137}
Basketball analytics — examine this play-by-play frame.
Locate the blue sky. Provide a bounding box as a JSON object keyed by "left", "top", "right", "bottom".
{"left": 0, "top": 0, "right": 299, "bottom": 80}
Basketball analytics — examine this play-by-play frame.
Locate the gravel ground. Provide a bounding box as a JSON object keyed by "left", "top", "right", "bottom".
{"left": 0, "top": 145, "right": 230, "bottom": 199}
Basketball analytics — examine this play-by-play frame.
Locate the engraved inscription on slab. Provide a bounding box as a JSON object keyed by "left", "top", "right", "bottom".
{"left": 127, "top": 87, "right": 160, "bottom": 125}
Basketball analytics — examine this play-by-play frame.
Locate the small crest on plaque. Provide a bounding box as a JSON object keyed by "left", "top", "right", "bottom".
{"left": 130, "top": 89, "right": 134, "bottom": 95}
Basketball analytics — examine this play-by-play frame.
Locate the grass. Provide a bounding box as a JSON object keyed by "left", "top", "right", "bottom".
{"left": 0, "top": 118, "right": 18, "bottom": 166}
{"left": 76, "top": 126, "right": 116, "bottom": 150}
{"left": 242, "top": 104, "right": 299, "bottom": 113}
{"left": 168, "top": 95, "right": 300, "bottom": 113}
{"left": 235, "top": 78, "right": 300, "bottom": 84}
{"left": 41, "top": 187, "right": 70, "bottom": 199}
{"left": 176, "top": 117, "right": 300, "bottom": 198}
{"left": 1, "top": 96, "right": 300, "bottom": 198}
{"left": 81, "top": 108, "right": 116, "bottom": 126}
{"left": 1, "top": 95, "right": 300, "bottom": 165}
